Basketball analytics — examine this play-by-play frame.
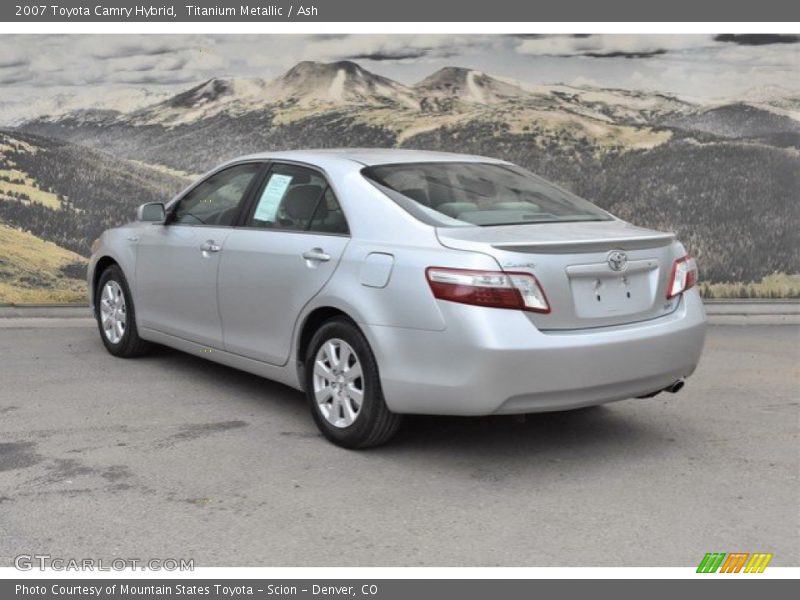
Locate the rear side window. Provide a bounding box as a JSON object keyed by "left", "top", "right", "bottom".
{"left": 362, "top": 162, "right": 611, "bottom": 227}
{"left": 246, "top": 163, "right": 348, "bottom": 235}
{"left": 309, "top": 188, "right": 349, "bottom": 235}
{"left": 172, "top": 163, "right": 261, "bottom": 226}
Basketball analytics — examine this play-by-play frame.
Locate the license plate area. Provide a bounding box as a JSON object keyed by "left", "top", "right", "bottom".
{"left": 567, "top": 259, "right": 658, "bottom": 319}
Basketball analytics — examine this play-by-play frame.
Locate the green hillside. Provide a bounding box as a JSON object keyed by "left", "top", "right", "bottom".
{"left": 0, "top": 223, "right": 86, "bottom": 304}
{"left": 0, "top": 130, "right": 188, "bottom": 257}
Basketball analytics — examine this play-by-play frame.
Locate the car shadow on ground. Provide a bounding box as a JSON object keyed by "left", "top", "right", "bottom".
{"left": 140, "top": 343, "right": 674, "bottom": 468}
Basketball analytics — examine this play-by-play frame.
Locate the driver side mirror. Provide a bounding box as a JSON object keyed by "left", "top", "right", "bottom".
{"left": 136, "top": 202, "right": 166, "bottom": 223}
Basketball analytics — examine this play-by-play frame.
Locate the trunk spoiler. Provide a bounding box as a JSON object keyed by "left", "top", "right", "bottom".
{"left": 490, "top": 232, "right": 675, "bottom": 254}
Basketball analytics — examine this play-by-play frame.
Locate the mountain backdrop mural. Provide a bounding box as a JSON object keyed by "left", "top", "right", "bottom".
{"left": 1, "top": 35, "right": 799, "bottom": 302}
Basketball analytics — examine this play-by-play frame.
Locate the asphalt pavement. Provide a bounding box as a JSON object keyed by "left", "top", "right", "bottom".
{"left": 0, "top": 321, "right": 797, "bottom": 567}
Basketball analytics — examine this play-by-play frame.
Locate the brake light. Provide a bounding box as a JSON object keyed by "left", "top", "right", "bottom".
{"left": 667, "top": 255, "right": 698, "bottom": 299}
{"left": 426, "top": 267, "right": 550, "bottom": 313}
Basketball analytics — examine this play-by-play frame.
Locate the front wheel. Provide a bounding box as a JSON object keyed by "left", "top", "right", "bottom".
{"left": 95, "top": 264, "right": 151, "bottom": 358}
{"left": 305, "top": 318, "right": 402, "bottom": 449}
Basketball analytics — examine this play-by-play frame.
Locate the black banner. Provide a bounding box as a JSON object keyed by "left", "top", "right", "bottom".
{"left": 2, "top": 0, "right": 800, "bottom": 22}
{"left": 4, "top": 579, "right": 798, "bottom": 600}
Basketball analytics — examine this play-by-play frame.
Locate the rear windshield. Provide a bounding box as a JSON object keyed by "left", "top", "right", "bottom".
{"left": 362, "top": 162, "right": 611, "bottom": 227}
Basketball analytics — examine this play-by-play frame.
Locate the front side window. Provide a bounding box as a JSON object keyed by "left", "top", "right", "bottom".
{"left": 247, "top": 164, "right": 348, "bottom": 234}
{"left": 362, "top": 162, "right": 611, "bottom": 227}
{"left": 172, "top": 163, "right": 261, "bottom": 226}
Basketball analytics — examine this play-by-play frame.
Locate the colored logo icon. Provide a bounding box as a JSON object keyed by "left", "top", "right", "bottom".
{"left": 697, "top": 552, "right": 773, "bottom": 573}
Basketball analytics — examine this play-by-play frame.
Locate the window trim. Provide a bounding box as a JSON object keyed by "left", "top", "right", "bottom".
{"left": 238, "top": 161, "right": 351, "bottom": 237}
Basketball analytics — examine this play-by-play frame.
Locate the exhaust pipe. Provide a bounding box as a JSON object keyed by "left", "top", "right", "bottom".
{"left": 637, "top": 379, "right": 685, "bottom": 399}
{"left": 664, "top": 380, "right": 685, "bottom": 394}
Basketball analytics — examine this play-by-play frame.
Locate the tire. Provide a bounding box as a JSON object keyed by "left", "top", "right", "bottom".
{"left": 305, "top": 317, "right": 402, "bottom": 449}
{"left": 94, "top": 264, "right": 151, "bottom": 358}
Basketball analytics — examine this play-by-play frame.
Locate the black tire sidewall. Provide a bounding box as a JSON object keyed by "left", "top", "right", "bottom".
{"left": 305, "top": 318, "right": 390, "bottom": 448}
{"left": 95, "top": 265, "right": 137, "bottom": 356}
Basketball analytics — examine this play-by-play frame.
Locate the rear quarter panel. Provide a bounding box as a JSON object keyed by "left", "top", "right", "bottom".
{"left": 310, "top": 237, "right": 502, "bottom": 332}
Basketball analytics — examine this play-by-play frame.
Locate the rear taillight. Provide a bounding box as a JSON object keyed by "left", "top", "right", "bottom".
{"left": 667, "top": 255, "right": 698, "bottom": 299}
{"left": 426, "top": 267, "right": 550, "bottom": 313}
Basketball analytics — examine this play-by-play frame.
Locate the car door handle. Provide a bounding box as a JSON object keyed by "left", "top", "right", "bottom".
{"left": 200, "top": 240, "right": 221, "bottom": 253}
{"left": 302, "top": 248, "right": 331, "bottom": 262}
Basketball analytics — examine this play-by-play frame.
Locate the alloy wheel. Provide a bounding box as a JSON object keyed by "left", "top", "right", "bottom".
{"left": 99, "top": 280, "right": 126, "bottom": 344}
{"left": 313, "top": 338, "right": 365, "bottom": 428}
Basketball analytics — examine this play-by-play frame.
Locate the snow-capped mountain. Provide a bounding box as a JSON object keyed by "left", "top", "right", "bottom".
{"left": 11, "top": 61, "right": 699, "bottom": 133}
{"left": 16, "top": 60, "right": 800, "bottom": 134}
{"left": 118, "top": 61, "right": 421, "bottom": 126}
{"left": 264, "top": 60, "right": 419, "bottom": 109}
{"left": 19, "top": 59, "right": 800, "bottom": 148}
{"left": 166, "top": 78, "right": 264, "bottom": 109}
{"left": 126, "top": 77, "right": 271, "bottom": 125}
{"left": 414, "top": 67, "right": 529, "bottom": 105}
{"left": 106, "top": 61, "right": 699, "bottom": 129}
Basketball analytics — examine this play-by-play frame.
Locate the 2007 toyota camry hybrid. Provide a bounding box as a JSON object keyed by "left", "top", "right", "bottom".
{"left": 89, "top": 149, "right": 706, "bottom": 448}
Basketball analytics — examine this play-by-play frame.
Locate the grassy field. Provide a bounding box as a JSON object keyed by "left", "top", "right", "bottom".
{"left": 699, "top": 273, "right": 800, "bottom": 299}
{"left": 0, "top": 165, "right": 62, "bottom": 209}
{"left": 0, "top": 217, "right": 796, "bottom": 304}
{"left": 0, "top": 223, "right": 86, "bottom": 304}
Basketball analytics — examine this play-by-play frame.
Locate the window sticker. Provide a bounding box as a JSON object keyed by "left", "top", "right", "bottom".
{"left": 253, "top": 173, "right": 293, "bottom": 222}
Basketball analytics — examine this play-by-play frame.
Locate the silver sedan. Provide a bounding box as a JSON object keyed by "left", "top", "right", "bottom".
{"left": 89, "top": 149, "right": 707, "bottom": 448}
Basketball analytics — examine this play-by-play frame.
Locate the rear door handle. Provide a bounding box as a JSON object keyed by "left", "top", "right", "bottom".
{"left": 200, "top": 240, "right": 221, "bottom": 253}
{"left": 302, "top": 248, "right": 331, "bottom": 262}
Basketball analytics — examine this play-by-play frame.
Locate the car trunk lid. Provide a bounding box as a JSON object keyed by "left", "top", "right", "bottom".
{"left": 436, "top": 220, "right": 681, "bottom": 330}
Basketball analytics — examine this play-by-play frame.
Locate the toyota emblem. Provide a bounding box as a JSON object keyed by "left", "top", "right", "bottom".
{"left": 607, "top": 250, "right": 628, "bottom": 272}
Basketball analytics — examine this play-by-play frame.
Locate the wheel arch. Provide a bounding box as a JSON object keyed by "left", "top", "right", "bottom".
{"left": 295, "top": 306, "right": 360, "bottom": 386}
{"left": 92, "top": 256, "right": 120, "bottom": 303}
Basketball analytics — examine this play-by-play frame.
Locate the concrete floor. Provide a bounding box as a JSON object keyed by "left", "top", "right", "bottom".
{"left": 0, "top": 322, "right": 797, "bottom": 567}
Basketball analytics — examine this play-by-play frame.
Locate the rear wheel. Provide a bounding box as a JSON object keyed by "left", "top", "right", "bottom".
{"left": 95, "top": 264, "right": 151, "bottom": 358}
{"left": 305, "top": 318, "right": 402, "bottom": 448}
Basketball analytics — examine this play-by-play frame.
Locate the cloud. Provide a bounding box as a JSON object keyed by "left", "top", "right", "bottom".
{"left": 711, "top": 43, "right": 800, "bottom": 68}
{"left": 515, "top": 35, "right": 714, "bottom": 58}
{"left": 0, "top": 58, "right": 28, "bottom": 69}
{"left": 0, "top": 71, "right": 30, "bottom": 85}
{"left": 105, "top": 54, "right": 188, "bottom": 73}
{"left": 582, "top": 49, "right": 667, "bottom": 59}
{"left": 510, "top": 34, "right": 590, "bottom": 40}
{"left": 312, "top": 34, "right": 349, "bottom": 41}
{"left": 0, "top": 47, "right": 30, "bottom": 69}
{"left": 111, "top": 72, "right": 200, "bottom": 85}
{"left": 301, "top": 35, "right": 500, "bottom": 64}
{"left": 346, "top": 49, "right": 431, "bottom": 61}
{"left": 714, "top": 34, "right": 800, "bottom": 46}
{"left": 87, "top": 40, "right": 194, "bottom": 60}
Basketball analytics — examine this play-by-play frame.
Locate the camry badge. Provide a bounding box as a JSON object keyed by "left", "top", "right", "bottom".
{"left": 607, "top": 250, "right": 628, "bottom": 272}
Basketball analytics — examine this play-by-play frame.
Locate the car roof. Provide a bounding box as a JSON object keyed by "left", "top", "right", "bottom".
{"left": 232, "top": 148, "right": 508, "bottom": 169}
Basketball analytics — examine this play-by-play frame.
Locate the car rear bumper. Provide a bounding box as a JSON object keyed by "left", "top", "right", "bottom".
{"left": 363, "top": 290, "right": 707, "bottom": 415}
